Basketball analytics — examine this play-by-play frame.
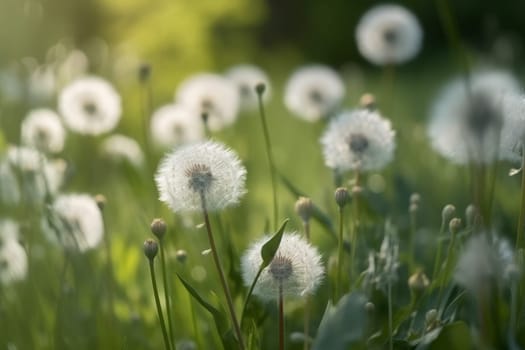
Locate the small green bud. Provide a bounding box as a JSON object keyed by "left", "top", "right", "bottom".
{"left": 425, "top": 309, "right": 439, "bottom": 330}
{"left": 449, "top": 217, "right": 462, "bottom": 235}
{"left": 410, "top": 193, "right": 421, "bottom": 205}
{"left": 143, "top": 239, "right": 158, "bottom": 260}
{"left": 95, "top": 194, "right": 106, "bottom": 211}
{"left": 150, "top": 218, "right": 167, "bottom": 240}
{"left": 408, "top": 270, "right": 429, "bottom": 295}
{"left": 295, "top": 197, "right": 313, "bottom": 223}
{"left": 409, "top": 203, "right": 418, "bottom": 214}
{"left": 335, "top": 187, "right": 349, "bottom": 208}
{"left": 255, "top": 82, "right": 266, "bottom": 95}
{"left": 442, "top": 204, "right": 455, "bottom": 223}
{"left": 465, "top": 204, "right": 478, "bottom": 227}
{"left": 365, "top": 302, "right": 375, "bottom": 313}
{"left": 359, "top": 93, "right": 376, "bottom": 110}
{"left": 176, "top": 249, "right": 188, "bottom": 264}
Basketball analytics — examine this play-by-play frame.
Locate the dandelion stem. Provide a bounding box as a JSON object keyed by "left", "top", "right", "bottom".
{"left": 437, "top": 230, "right": 457, "bottom": 305}
{"left": 408, "top": 208, "right": 417, "bottom": 270}
{"left": 516, "top": 144, "right": 525, "bottom": 250}
{"left": 302, "top": 219, "right": 311, "bottom": 350}
{"left": 200, "top": 191, "right": 245, "bottom": 350}
{"left": 159, "top": 242, "right": 175, "bottom": 346}
{"left": 53, "top": 254, "right": 70, "bottom": 350}
{"left": 387, "top": 278, "right": 393, "bottom": 350}
{"left": 148, "top": 258, "right": 172, "bottom": 350}
{"left": 256, "top": 85, "right": 279, "bottom": 231}
{"left": 336, "top": 206, "right": 345, "bottom": 301}
{"left": 432, "top": 216, "right": 446, "bottom": 281}
{"left": 278, "top": 282, "right": 285, "bottom": 350}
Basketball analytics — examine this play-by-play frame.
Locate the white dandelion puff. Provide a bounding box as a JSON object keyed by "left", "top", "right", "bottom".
{"left": 225, "top": 64, "right": 271, "bottom": 111}
{"left": 0, "top": 219, "right": 28, "bottom": 285}
{"left": 21, "top": 109, "right": 66, "bottom": 154}
{"left": 155, "top": 141, "right": 247, "bottom": 212}
{"left": 58, "top": 76, "right": 121, "bottom": 135}
{"left": 428, "top": 70, "right": 520, "bottom": 164}
{"left": 356, "top": 4, "right": 423, "bottom": 65}
{"left": 284, "top": 65, "right": 346, "bottom": 122}
{"left": 240, "top": 232, "right": 324, "bottom": 301}
{"left": 320, "top": 109, "right": 396, "bottom": 172}
{"left": 175, "top": 73, "right": 240, "bottom": 132}
{"left": 150, "top": 104, "right": 205, "bottom": 148}
{"left": 100, "top": 134, "right": 144, "bottom": 168}
{"left": 42, "top": 194, "right": 104, "bottom": 252}
{"left": 500, "top": 93, "right": 525, "bottom": 163}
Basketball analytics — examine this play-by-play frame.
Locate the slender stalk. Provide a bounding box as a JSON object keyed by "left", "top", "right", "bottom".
{"left": 199, "top": 192, "right": 245, "bottom": 349}
{"left": 256, "top": 85, "right": 279, "bottom": 231}
{"left": 148, "top": 259, "right": 171, "bottom": 350}
{"left": 437, "top": 230, "right": 457, "bottom": 305}
{"left": 336, "top": 206, "right": 345, "bottom": 301}
{"left": 159, "top": 243, "right": 175, "bottom": 346}
{"left": 432, "top": 217, "right": 447, "bottom": 281}
{"left": 278, "top": 282, "right": 285, "bottom": 350}
{"left": 387, "top": 278, "right": 393, "bottom": 350}
{"left": 240, "top": 265, "right": 264, "bottom": 329}
{"left": 54, "top": 254, "right": 70, "bottom": 350}
{"left": 408, "top": 208, "right": 417, "bottom": 269}
{"left": 516, "top": 144, "right": 525, "bottom": 250}
{"left": 302, "top": 220, "right": 311, "bottom": 350}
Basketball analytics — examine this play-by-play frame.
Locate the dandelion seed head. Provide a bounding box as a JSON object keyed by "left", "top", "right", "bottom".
{"left": 320, "top": 109, "right": 396, "bottom": 172}
{"left": 58, "top": 76, "right": 121, "bottom": 135}
{"left": 42, "top": 194, "right": 104, "bottom": 252}
{"left": 21, "top": 109, "right": 66, "bottom": 154}
{"left": 240, "top": 232, "right": 324, "bottom": 301}
{"left": 226, "top": 64, "right": 271, "bottom": 111}
{"left": 284, "top": 65, "right": 346, "bottom": 122}
{"left": 428, "top": 70, "right": 520, "bottom": 164}
{"left": 175, "top": 73, "right": 240, "bottom": 132}
{"left": 150, "top": 104, "right": 205, "bottom": 148}
{"left": 356, "top": 4, "right": 422, "bottom": 65}
{"left": 500, "top": 93, "right": 525, "bottom": 163}
{"left": 155, "top": 141, "right": 247, "bottom": 212}
{"left": 100, "top": 134, "right": 144, "bottom": 168}
{"left": 0, "top": 219, "right": 28, "bottom": 285}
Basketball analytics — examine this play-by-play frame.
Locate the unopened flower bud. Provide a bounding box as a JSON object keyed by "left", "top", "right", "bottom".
{"left": 150, "top": 218, "right": 167, "bottom": 240}
{"left": 409, "top": 203, "right": 418, "bottom": 214}
{"left": 143, "top": 239, "right": 158, "bottom": 260}
{"left": 365, "top": 302, "right": 375, "bottom": 313}
{"left": 138, "top": 63, "right": 151, "bottom": 83}
{"left": 425, "top": 309, "right": 439, "bottom": 330}
{"left": 442, "top": 204, "right": 455, "bottom": 223}
{"left": 176, "top": 249, "right": 188, "bottom": 264}
{"left": 465, "top": 204, "right": 478, "bottom": 227}
{"left": 410, "top": 193, "right": 421, "bottom": 206}
{"left": 95, "top": 194, "right": 106, "bottom": 211}
{"left": 449, "top": 217, "right": 462, "bottom": 235}
{"left": 408, "top": 270, "right": 429, "bottom": 295}
{"left": 359, "top": 93, "right": 376, "bottom": 110}
{"left": 295, "top": 197, "right": 313, "bottom": 223}
{"left": 335, "top": 187, "right": 349, "bottom": 208}
{"left": 255, "top": 82, "right": 266, "bottom": 96}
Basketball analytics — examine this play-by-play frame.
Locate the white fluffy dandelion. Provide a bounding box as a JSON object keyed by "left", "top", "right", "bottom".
{"left": 0, "top": 219, "right": 28, "bottom": 285}
{"left": 58, "top": 76, "right": 121, "bottom": 135}
{"left": 42, "top": 194, "right": 104, "bottom": 252}
{"left": 21, "top": 109, "right": 66, "bottom": 154}
{"left": 175, "top": 73, "right": 240, "bottom": 132}
{"left": 100, "top": 134, "right": 144, "bottom": 168}
{"left": 320, "top": 109, "right": 396, "bottom": 172}
{"left": 428, "top": 70, "right": 520, "bottom": 164}
{"left": 155, "top": 141, "right": 247, "bottom": 212}
{"left": 500, "top": 93, "right": 525, "bottom": 163}
{"left": 225, "top": 64, "right": 271, "bottom": 111}
{"left": 241, "top": 232, "right": 324, "bottom": 301}
{"left": 356, "top": 4, "right": 423, "bottom": 65}
{"left": 284, "top": 65, "right": 346, "bottom": 122}
{"left": 150, "top": 103, "right": 205, "bottom": 148}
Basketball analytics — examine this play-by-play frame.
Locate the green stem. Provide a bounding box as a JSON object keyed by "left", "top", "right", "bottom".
{"left": 256, "top": 87, "right": 279, "bottom": 231}
{"left": 387, "top": 279, "right": 393, "bottom": 350}
{"left": 148, "top": 259, "right": 171, "bottom": 350}
{"left": 408, "top": 210, "right": 416, "bottom": 270}
{"left": 200, "top": 192, "right": 245, "bottom": 350}
{"left": 336, "top": 207, "right": 344, "bottom": 301}
{"left": 303, "top": 220, "right": 311, "bottom": 350}
{"left": 240, "top": 265, "right": 264, "bottom": 329}
{"left": 54, "top": 254, "right": 70, "bottom": 350}
{"left": 278, "top": 282, "right": 285, "bottom": 350}
{"left": 159, "top": 242, "right": 175, "bottom": 347}
{"left": 432, "top": 217, "right": 446, "bottom": 282}
{"left": 437, "top": 231, "right": 457, "bottom": 305}
{"left": 516, "top": 144, "right": 525, "bottom": 250}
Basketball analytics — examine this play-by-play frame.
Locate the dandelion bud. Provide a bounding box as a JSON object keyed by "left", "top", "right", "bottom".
{"left": 425, "top": 309, "right": 439, "bottom": 330}
{"left": 449, "top": 217, "right": 462, "bottom": 235}
{"left": 365, "top": 301, "right": 375, "bottom": 313}
{"left": 255, "top": 82, "right": 266, "bottom": 96}
{"left": 150, "top": 218, "right": 167, "bottom": 240}
{"left": 359, "top": 93, "right": 377, "bottom": 110}
{"left": 295, "top": 197, "right": 313, "bottom": 223}
{"left": 138, "top": 63, "right": 151, "bottom": 83}
{"left": 465, "top": 204, "right": 478, "bottom": 227}
{"left": 442, "top": 204, "right": 455, "bottom": 223}
{"left": 176, "top": 249, "right": 188, "bottom": 264}
{"left": 408, "top": 270, "right": 429, "bottom": 296}
{"left": 335, "top": 187, "right": 349, "bottom": 208}
{"left": 410, "top": 193, "right": 421, "bottom": 205}
{"left": 95, "top": 194, "right": 106, "bottom": 211}
{"left": 351, "top": 185, "right": 363, "bottom": 197}
{"left": 409, "top": 203, "right": 418, "bottom": 214}
{"left": 143, "top": 239, "right": 158, "bottom": 260}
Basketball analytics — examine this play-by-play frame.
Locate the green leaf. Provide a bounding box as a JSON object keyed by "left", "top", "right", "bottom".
{"left": 312, "top": 292, "right": 368, "bottom": 350}
{"left": 177, "top": 274, "right": 237, "bottom": 349}
{"left": 279, "top": 173, "right": 337, "bottom": 240}
{"left": 415, "top": 322, "right": 474, "bottom": 350}
{"left": 260, "top": 218, "right": 288, "bottom": 267}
